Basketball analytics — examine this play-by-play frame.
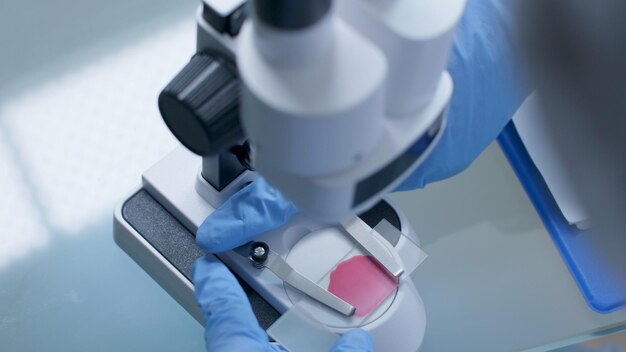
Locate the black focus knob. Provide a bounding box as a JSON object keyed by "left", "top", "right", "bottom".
{"left": 158, "top": 53, "right": 242, "bottom": 156}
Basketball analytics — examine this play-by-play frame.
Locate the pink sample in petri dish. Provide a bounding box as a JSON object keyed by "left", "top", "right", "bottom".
{"left": 327, "top": 255, "right": 398, "bottom": 317}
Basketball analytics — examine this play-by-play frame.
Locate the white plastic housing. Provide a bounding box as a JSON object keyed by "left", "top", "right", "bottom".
{"left": 338, "top": 0, "right": 466, "bottom": 116}
{"left": 261, "top": 73, "right": 451, "bottom": 222}
{"left": 237, "top": 15, "right": 388, "bottom": 177}
{"left": 237, "top": 2, "right": 464, "bottom": 222}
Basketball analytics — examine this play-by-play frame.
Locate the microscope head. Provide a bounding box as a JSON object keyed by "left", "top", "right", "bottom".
{"left": 157, "top": 0, "right": 464, "bottom": 223}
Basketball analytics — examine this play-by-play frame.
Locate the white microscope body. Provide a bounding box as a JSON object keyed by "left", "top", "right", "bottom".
{"left": 239, "top": 0, "right": 465, "bottom": 222}
{"left": 233, "top": 2, "right": 464, "bottom": 350}
{"left": 115, "top": 1, "right": 465, "bottom": 351}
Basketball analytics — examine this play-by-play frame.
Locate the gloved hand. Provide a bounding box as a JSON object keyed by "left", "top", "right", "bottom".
{"left": 397, "top": 0, "right": 528, "bottom": 190}
{"left": 193, "top": 255, "right": 374, "bottom": 352}
{"left": 196, "top": 177, "right": 298, "bottom": 253}
{"left": 197, "top": 0, "right": 528, "bottom": 253}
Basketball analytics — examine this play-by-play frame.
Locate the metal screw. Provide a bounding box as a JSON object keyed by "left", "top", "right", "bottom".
{"left": 250, "top": 242, "right": 269, "bottom": 269}
{"left": 253, "top": 246, "right": 266, "bottom": 258}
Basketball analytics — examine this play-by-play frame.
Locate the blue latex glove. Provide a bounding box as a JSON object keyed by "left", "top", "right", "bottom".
{"left": 193, "top": 255, "right": 374, "bottom": 351}
{"left": 397, "top": 0, "right": 528, "bottom": 190}
{"left": 196, "top": 177, "right": 298, "bottom": 253}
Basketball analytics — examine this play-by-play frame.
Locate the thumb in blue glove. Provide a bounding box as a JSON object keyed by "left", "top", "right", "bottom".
{"left": 193, "top": 255, "right": 374, "bottom": 352}
{"left": 196, "top": 177, "right": 298, "bottom": 254}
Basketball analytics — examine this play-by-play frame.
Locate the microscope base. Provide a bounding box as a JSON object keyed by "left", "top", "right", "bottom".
{"left": 113, "top": 147, "right": 425, "bottom": 350}
{"left": 114, "top": 188, "right": 281, "bottom": 329}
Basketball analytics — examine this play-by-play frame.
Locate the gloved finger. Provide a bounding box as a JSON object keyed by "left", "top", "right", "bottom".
{"left": 396, "top": 0, "right": 528, "bottom": 191}
{"left": 193, "top": 255, "right": 274, "bottom": 351}
{"left": 330, "top": 329, "right": 374, "bottom": 352}
{"left": 196, "top": 178, "right": 298, "bottom": 253}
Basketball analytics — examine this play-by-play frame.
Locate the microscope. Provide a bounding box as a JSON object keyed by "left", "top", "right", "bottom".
{"left": 114, "top": 0, "right": 464, "bottom": 350}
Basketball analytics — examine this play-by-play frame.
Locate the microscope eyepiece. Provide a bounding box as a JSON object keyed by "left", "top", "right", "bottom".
{"left": 252, "top": 0, "right": 332, "bottom": 30}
